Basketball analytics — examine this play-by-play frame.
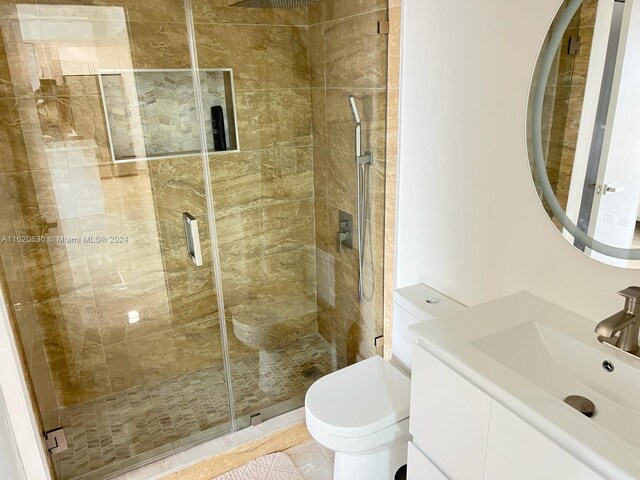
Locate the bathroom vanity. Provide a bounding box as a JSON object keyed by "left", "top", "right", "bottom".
{"left": 407, "top": 292, "right": 640, "bottom": 480}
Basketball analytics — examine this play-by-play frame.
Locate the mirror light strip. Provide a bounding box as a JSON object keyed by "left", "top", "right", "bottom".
{"left": 531, "top": 0, "right": 640, "bottom": 260}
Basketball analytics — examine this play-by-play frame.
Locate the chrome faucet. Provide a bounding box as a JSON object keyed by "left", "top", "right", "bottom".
{"left": 595, "top": 286, "right": 640, "bottom": 354}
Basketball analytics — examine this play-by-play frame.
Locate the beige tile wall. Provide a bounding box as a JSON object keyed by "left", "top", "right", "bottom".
{"left": 194, "top": 1, "right": 318, "bottom": 361}
{"left": 0, "top": 171, "right": 60, "bottom": 432}
{"left": 0, "top": 2, "right": 65, "bottom": 427}
{"left": 0, "top": 0, "right": 397, "bottom": 422}
{"left": 384, "top": 0, "right": 401, "bottom": 360}
{"left": 0, "top": 0, "right": 317, "bottom": 411}
{"left": 308, "top": 0, "right": 388, "bottom": 364}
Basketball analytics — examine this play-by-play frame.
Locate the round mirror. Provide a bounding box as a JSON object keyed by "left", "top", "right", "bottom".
{"left": 528, "top": 0, "right": 640, "bottom": 267}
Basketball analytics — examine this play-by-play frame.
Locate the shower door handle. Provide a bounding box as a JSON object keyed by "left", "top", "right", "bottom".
{"left": 183, "top": 212, "right": 203, "bottom": 266}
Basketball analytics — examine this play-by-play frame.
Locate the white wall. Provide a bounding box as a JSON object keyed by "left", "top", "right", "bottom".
{"left": 396, "top": 0, "right": 640, "bottom": 322}
{"left": 0, "top": 293, "right": 51, "bottom": 479}
{"left": 0, "top": 384, "right": 27, "bottom": 480}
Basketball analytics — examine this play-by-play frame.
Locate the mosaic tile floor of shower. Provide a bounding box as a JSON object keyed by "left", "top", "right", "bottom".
{"left": 53, "top": 333, "right": 339, "bottom": 480}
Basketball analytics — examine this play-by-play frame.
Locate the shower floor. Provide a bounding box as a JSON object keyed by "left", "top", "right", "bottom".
{"left": 53, "top": 333, "right": 340, "bottom": 480}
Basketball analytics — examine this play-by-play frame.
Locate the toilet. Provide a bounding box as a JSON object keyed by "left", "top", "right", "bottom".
{"left": 305, "top": 284, "right": 465, "bottom": 480}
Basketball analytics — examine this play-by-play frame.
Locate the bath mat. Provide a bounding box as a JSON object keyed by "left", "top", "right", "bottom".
{"left": 213, "top": 451, "right": 304, "bottom": 480}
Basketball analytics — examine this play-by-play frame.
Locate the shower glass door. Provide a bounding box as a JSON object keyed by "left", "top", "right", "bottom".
{"left": 0, "top": 1, "right": 234, "bottom": 478}
{"left": 0, "top": 0, "right": 389, "bottom": 476}
{"left": 191, "top": 0, "right": 389, "bottom": 426}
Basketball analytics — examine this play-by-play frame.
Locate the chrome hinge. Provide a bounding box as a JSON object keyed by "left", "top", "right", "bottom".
{"left": 357, "top": 152, "right": 373, "bottom": 165}
{"left": 568, "top": 35, "right": 581, "bottom": 55}
{"left": 378, "top": 20, "right": 390, "bottom": 34}
{"left": 250, "top": 413, "right": 262, "bottom": 426}
{"left": 374, "top": 335, "right": 385, "bottom": 348}
{"left": 45, "top": 428, "right": 68, "bottom": 454}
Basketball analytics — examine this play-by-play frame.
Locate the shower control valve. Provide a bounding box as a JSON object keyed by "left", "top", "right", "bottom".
{"left": 337, "top": 210, "right": 354, "bottom": 252}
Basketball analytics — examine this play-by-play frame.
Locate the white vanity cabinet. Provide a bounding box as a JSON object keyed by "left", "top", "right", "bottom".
{"left": 410, "top": 346, "right": 491, "bottom": 480}
{"left": 407, "top": 441, "right": 448, "bottom": 479}
{"left": 484, "top": 403, "right": 604, "bottom": 480}
{"left": 408, "top": 345, "right": 605, "bottom": 480}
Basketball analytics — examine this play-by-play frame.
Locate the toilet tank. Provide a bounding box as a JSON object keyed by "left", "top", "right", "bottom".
{"left": 392, "top": 284, "right": 465, "bottom": 372}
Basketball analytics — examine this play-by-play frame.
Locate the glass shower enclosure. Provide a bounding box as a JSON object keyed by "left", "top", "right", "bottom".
{"left": 0, "top": 0, "right": 389, "bottom": 478}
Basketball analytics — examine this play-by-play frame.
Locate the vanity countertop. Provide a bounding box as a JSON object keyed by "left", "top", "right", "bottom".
{"left": 410, "top": 291, "right": 640, "bottom": 480}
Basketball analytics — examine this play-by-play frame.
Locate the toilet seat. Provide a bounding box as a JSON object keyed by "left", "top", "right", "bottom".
{"left": 305, "top": 356, "right": 411, "bottom": 440}
{"left": 308, "top": 416, "right": 410, "bottom": 455}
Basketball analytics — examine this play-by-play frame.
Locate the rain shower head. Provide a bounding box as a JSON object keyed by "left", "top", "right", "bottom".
{"left": 230, "top": 0, "right": 321, "bottom": 8}
{"left": 348, "top": 95, "right": 361, "bottom": 125}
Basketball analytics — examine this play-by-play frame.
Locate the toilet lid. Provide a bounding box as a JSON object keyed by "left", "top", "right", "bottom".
{"left": 305, "top": 356, "right": 411, "bottom": 438}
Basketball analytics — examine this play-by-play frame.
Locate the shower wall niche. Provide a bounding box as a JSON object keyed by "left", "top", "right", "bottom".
{"left": 100, "top": 69, "right": 238, "bottom": 162}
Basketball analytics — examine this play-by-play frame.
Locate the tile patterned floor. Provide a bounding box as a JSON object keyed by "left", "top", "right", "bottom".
{"left": 53, "top": 333, "right": 339, "bottom": 480}
{"left": 286, "top": 439, "right": 334, "bottom": 480}
{"left": 213, "top": 452, "right": 305, "bottom": 480}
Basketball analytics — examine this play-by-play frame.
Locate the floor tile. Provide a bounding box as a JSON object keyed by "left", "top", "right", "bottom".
{"left": 53, "top": 334, "right": 340, "bottom": 479}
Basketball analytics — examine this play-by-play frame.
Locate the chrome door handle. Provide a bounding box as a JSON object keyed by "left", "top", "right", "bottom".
{"left": 604, "top": 184, "right": 624, "bottom": 195}
{"left": 589, "top": 184, "right": 624, "bottom": 195}
{"left": 183, "top": 212, "right": 203, "bottom": 266}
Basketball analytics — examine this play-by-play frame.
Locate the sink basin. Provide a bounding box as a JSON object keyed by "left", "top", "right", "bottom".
{"left": 410, "top": 291, "right": 640, "bottom": 480}
{"left": 472, "top": 320, "right": 640, "bottom": 448}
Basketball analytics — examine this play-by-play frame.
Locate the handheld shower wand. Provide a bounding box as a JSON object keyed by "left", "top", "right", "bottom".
{"left": 347, "top": 95, "right": 372, "bottom": 302}
{"left": 348, "top": 96, "right": 362, "bottom": 154}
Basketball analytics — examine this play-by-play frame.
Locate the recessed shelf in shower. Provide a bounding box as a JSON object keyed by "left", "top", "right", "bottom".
{"left": 98, "top": 68, "right": 239, "bottom": 163}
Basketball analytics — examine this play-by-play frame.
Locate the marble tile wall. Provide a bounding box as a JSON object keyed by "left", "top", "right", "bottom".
{"left": 307, "top": 0, "right": 388, "bottom": 363}
{"left": 0, "top": 0, "right": 396, "bottom": 466}
{"left": 383, "top": 0, "right": 400, "bottom": 360}
{"left": 0, "top": 2, "right": 63, "bottom": 428}
{"left": 0, "top": 172, "right": 60, "bottom": 432}
{"left": 0, "top": 1, "right": 396, "bottom": 477}
{"left": 192, "top": 0, "right": 319, "bottom": 380}
{"left": 0, "top": 0, "right": 319, "bottom": 420}
{"left": 0, "top": 4, "right": 153, "bottom": 409}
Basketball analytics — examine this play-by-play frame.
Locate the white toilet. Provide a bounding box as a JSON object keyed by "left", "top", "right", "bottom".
{"left": 305, "top": 284, "right": 465, "bottom": 480}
